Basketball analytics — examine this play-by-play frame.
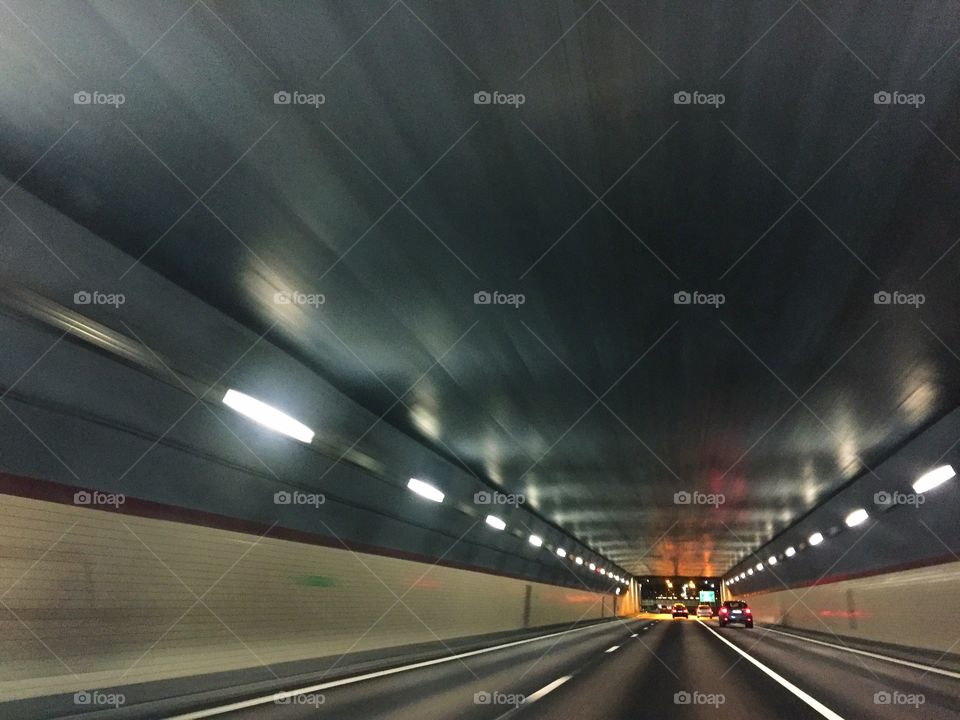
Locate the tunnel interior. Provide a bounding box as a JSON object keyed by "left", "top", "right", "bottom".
{"left": 1, "top": 2, "right": 960, "bottom": 719}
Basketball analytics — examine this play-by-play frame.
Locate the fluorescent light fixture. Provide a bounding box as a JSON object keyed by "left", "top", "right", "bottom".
{"left": 407, "top": 478, "right": 443, "bottom": 503}
{"left": 808, "top": 531, "right": 824, "bottom": 546}
{"left": 529, "top": 534, "right": 543, "bottom": 547}
{"left": 785, "top": 546, "right": 796, "bottom": 557}
{"left": 755, "top": 563, "right": 763, "bottom": 571}
{"left": 575, "top": 556, "right": 583, "bottom": 565}
{"left": 615, "top": 587, "right": 621, "bottom": 595}
{"left": 485, "top": 515, "right": 506, "bottom": 531}
{"left": 222, "top": 389, "right": 314, "bottom": 443}
{"left": 845, "top": 508, "right": 869, "bottom": 527}
{"left": 600, "top": 568, "right": 606, "bottom": 575}
{"left": 747, "top": 568, "right": 754, "bottom": 575}
{"left": 556, "top": 548, "right": 567, "bottom": 558}
{"left": 913, "top": 465, "right": 956, "bottom": 494}
{"left": 768, "top": 556, "right": 777, "bottom": 566}
{"left": 589, "top": 562, "right": 596, "bottom": 571}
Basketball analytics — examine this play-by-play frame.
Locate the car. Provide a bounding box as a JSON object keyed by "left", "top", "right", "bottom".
{"left": 718, "top": 600, "right": 753, "bottom": 628}
{"left": 696, "top": 603, "right": 713, "bottom": 617}
{"left": 672, "top": 603, "right": 689, "bottom": 618}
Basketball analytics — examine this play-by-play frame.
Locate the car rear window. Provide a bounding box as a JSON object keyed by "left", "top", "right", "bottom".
{"left": 727, "top": 601, "right": 747, "bottom": 609}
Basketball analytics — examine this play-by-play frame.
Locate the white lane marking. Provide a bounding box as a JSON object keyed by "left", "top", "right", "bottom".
{"left": 698, "top": 621, "right": 846, "bottom": 720}
{"left": 763, "top": 627, "right": 960, "bottom": 680}
{"left": 168, "top": 619, "right": 633, "bottom": 719}
{"left": 605, "top": 645, "right": 620, "bottom": 653}
{"left": 525, "top": 674, "right": 572, "bottom": 703}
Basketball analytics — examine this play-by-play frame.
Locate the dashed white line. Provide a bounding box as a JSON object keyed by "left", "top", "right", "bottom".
{"left": 763, "top": 627, "right": 960, "bottom": 680}
{"left": 630, "top": 633, "right": 638, "bottom": 637}
{"left": 525, "top": 674, "right": 572, "bottom": 702}
{"left": 605, "top": 645, "right": 620, "bottom": 653}
{"left": 698, "top": 621, "right": 846, "bottom": 720}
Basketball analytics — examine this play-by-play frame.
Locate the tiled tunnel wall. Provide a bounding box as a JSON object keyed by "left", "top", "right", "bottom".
{"left": 735, "top": 560, "right": 960, "bottom": 654}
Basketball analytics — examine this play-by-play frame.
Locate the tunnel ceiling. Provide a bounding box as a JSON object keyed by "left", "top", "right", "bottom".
{"left": 3, "top": 1, "right": 960, "bottom": 577}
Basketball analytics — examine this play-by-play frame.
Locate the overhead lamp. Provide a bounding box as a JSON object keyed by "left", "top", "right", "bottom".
{"left": 575, "top": 556, "right": 584, "bottom": 565}
{"left": 485, "top": 515, "right": 506, "bottom": 531}
{"left": 767, "top": 556, "right": 777, "bottom": 566}
{"left": 784, "top": 546, "right": 796, "bottom": 557}
{"left": 755, "top": 563, "right": 763, "bottom": 571}
{"left": 589, "top": 563, "right": 596, "bottom": 571}
{"left": 600, "top": 568, "right": 606, "bottom": 575}
{"left": 808, "top": 532, "right": 824, "bottom": 546}
{"left": 407, "top": 478, "right": 444, "bottom": 503}
{"left": 556, "top": 548, "right": 567, "bottom": 558}
{"left": 913, "top": 465, "right": 956, "bottom": 494}
{"left": 747, "top": 568, "right": 754, "bottom": 575}
{"left": 845, "top": 508, "right": 869, "bottom": 527}
{"left": 222, "top": 389, "right": 314, "bottom": 443}
{"left": 529, "top": 534, "right": 543, "bottom": 547}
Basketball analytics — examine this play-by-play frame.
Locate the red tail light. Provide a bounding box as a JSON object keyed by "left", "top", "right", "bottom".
{"left": 745, "top": 608, "right": 751, "bottom": 614}
{"left": 719, "top": 607, "right": 728, "bottom": 614}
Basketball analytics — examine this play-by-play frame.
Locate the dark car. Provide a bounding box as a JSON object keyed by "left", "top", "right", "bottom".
{"left": 672, "top": 603, "right": 689, "bottom": 618}
{"left": 718, "top": 600, "right": 753, "bottom": 628}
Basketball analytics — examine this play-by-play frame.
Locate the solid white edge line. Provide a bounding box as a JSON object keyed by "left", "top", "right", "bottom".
{"left": 605, "top": 645, "right": 620, "bottom": 653}
{"left": 763, "top": 627, "right": 960, "bottom": 680}
{"left": 168, "top": 618, "right": 636, "bottom": 719}
{"left": 525, "top": 675, "right": 572, "bottom": 703}
{"left": 697, "top": 621, "right": 846, "bottom": 720}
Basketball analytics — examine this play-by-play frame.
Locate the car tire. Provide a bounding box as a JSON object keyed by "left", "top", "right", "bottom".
{"left": 719, "top": 620, "right": 726, "bottom": 627}
{"left": 746, "top": 621, "right": 754, "bottom": 628}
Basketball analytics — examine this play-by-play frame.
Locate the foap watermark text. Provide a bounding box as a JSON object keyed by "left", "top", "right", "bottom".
{"left": 874, "top": 490, "right": 924, "bottom": 507}
{"left": 74, "top": 490, "right": 125, "bottom": 508}
{"left": 74, "top": 691, "right": 125, "bottom": 708}
{"left": 873, "top": 91, "right": 924, "bottom": 108}
{"left": 674, "top": 490, "right": 725, "bottom": 508}
{"left": 474, "top": 91, "right": 525, "bottom": 108}
{"left": 474, "top": 290, "right": 525, "bottom": 308}
{"left": 74, "top": 91, "right": 125, "bottom": 107}
{"left": 474, "top": 490, "right": 525, "bottom": 507}
{"left": 874, "top": 290, "right": 924, "bottom": 308}
{"left": 74, "top": 290, "right": 125, "bottom": 308}
{"left": 274, "top": 90, "right": 325, "bottom": 107}
{"left": 674, "top": 690, "right": 725, "bottom": 707}
{"left": 274, "top": 491, "right": 325, "bottom": 508}
{"left": 274, "top": 290, "right": 325, "bottom": 307}
{"left": 874, "top": 690, "right": 925, "bottom": 707}
{"left": 674, "top": 290, "right": 724, "bottom": 308}
{"left": 674, "top": 91, "right": 725, "bottom": 108}
{"left": 474, "top": 690, "right": 525, "bottom": 706}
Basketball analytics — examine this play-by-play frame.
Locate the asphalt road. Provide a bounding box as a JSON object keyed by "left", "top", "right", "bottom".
{"left": 160, "top": 615, "right": 960, "bottom": 720}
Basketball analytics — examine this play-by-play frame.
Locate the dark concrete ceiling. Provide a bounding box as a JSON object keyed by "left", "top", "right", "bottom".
{"left": 2, "top": 1, "right": 960, "bottom": 576}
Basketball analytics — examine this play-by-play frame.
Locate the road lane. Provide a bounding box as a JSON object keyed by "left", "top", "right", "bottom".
{"left": 709, "top": 620, "right": 960, "bottom": 720}
{"left": 518, "top": 617, "right": 828, "bottom": 720}
{"left": 170, "top": 617, "right": 652, "bottom": 720}
{"left": 87, "top": 615, "right": 960, "bottom": 719}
